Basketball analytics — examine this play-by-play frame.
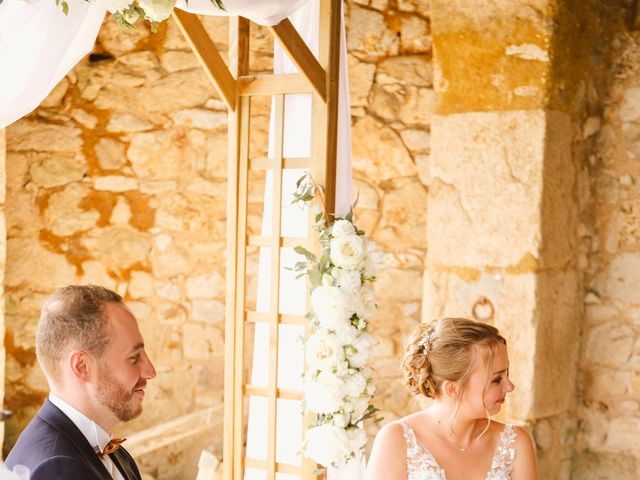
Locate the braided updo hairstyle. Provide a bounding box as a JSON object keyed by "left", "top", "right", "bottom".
{"left": 403, "top": 318, "right": 506, "bottom": 401}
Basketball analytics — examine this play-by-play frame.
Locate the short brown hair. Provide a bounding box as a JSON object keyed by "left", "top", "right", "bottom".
{"left": 36, "top": 285, "right": 124, "bottom": 385}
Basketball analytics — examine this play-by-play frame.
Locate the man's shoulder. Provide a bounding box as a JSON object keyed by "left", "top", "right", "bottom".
{"left": 6, "top": 406, "right": 94, "bottom": 473}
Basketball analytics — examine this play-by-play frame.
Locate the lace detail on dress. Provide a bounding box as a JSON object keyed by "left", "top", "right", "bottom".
{"left": 485, "top": 424, "right": 517, "bottom": 480}
{"left": 398, "top": 420, "right": 446, "bottom": 480}
{"left": 397, "top": 420, "right": 517, "bottom": 480}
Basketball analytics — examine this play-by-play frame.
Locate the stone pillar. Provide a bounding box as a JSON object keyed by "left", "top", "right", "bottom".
{"left": 426, "top": 1, "right": 601, "bottom": 478}
{"left": 0, "top": 128, "right": 5, "bottom": 453}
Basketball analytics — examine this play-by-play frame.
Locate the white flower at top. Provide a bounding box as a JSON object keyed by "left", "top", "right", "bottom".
{"left": 137, "top": 0, "right": 177, "bottom": 22}
{"left": 331, "top": 219, "right": 356, "bottom": 237}
{"left": 332, "top": 268, "right": 362, "bottom": 292}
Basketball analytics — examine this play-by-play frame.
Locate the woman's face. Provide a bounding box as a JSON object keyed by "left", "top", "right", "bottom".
{"left": 461, "top": 342, "right": 514, "bottom": 418}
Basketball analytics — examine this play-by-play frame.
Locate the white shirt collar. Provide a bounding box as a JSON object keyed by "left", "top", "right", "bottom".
{"left": 49, "top": 393, "right": 112, "bottom": 453}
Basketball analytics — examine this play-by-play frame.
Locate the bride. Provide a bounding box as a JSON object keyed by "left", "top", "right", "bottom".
{"left": 365, "top": 318, "right": 537, "bottom": 480}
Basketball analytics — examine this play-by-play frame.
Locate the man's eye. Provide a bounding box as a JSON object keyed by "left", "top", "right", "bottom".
{"left": 130, "top": 355, "right": 140, "bottom": 364}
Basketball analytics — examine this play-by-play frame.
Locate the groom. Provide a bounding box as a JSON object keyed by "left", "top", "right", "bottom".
{"left": 6, "top": 285, "right": 156, "bottom": 479}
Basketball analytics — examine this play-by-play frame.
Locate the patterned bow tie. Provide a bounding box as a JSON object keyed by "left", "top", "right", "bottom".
{"left": 96, "top": 437, "right": 126, "bottom": 458}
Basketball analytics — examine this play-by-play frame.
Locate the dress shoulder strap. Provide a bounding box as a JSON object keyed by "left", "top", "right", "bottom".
{"left": 489, "top": 423, "right": 517, "bottom": 476}
{"left": 396, "top": 420, "right": 422, "bottom": 459}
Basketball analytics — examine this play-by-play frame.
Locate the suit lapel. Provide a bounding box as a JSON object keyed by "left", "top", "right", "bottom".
{"left": 37, "top": 399, "right": 113, "bottom": 479}
{"left": 110, "top": 448, "right": 140, "bottom": 480}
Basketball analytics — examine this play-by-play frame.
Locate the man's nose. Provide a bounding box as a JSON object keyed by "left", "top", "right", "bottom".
{"left": 141, "top": 353, "right": 157, "bottom": 380}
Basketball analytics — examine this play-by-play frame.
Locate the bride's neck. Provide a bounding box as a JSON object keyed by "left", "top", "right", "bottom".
{"left": 426, "top": 403, "right": 484, "bottom": 447}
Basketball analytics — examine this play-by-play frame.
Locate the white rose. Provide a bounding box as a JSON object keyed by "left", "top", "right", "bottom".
{"left": 347, "top": 332, "right": 377, "bottom": 368}
{"left": 363, "top": 238, "right": 384, "bottom": 277}
{"left": 346, "top": 395, "right": 370, "bottom": 421}
{"left": 311, "top": 286, "right": 355, "bottom": 331}
{"left": 305, "top": 371, "right": 345, "bottom": 414}
{"left": 347, "top": 427, "right": 368, "bottom": 452}
{"left": 331, "top": 219, "right": 356, "bottom": 237}
{"left": 138, "top": 0, "right": 177, "bottom": 21}
{"left": 305, "top": 424, "right": 351, "bottom": 467}
{"left": 355, "top": 285, "right": 377, "bottom": 320}
{"left": 306, "top": 332, "right": 345, "bottom": 373}
{"left": 106, "top": 0, "right": 135, "bottom": 13}
{"left": 330, "top": 234, "right": 365, "bottom": 270}
{"left": 344, "top": 371, "right": 368, "bottom": 397}
{"left": 332, "top": 412, "right": 350, "bottom": 428}
{"left": 333, "top": 268, "right": 362, "bottom": 292}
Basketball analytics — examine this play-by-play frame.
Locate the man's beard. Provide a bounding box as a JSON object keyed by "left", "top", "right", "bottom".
{"left": 96, "top": 365, "right": 144, "bottom": 422}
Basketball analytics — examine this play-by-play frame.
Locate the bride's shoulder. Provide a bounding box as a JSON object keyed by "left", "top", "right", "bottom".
{"left": 490, "top": 421, "right": 534, "bottom": 448}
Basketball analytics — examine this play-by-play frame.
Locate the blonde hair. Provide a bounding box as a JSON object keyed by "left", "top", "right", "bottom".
{"left": 36, "top": 285, "right": 124, "bottom": 385}
{"left": 403, "top": 318, "right": 506, "bottom": 402}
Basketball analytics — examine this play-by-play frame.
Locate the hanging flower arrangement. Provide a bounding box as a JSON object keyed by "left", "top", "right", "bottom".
{"left": 292, "top": 174, "right": 382, "bottom": 468}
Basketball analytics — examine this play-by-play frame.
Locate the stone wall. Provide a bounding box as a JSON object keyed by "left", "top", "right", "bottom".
{"left": 573, "top": 13, "right": 640, "bottom": 477}
{"left": 346, "top": 0, "right": 431, "bottom": 436}
{"left": 3, "top": 17, "right": 232, "bottom": 478}
{"left": 1, "top": 1, "right": 431, "bottom": 476}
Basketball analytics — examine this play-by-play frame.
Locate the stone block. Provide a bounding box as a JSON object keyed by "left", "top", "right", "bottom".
{"left": 186, "top": 272, "right": 225, "bottom": 299}
{"left": 400, "top": 14, "right": 431, "bottom": 54}
{"left": 29, "top": 154, "right": 87, "bottom": 188}
{"left": 428, "top": 110, "right": 575, "bottom": 269}
{"left": 183, "top": 323, "right": 224, "bottom": 360}
{"left": 572, "top": 451, "right": 640, "bottom": 480}
{"left": 347, "top": 5, "right": 398, "bottom": 60}
{"left": 191, "top": 300, "right": 225, "bottom": 324}
{"left": 44, "top": 183, "right": 100, "bottom": 237}
{"left": 160, "top": 50, "right": 201, "bottom": 73}
{"left": 596, "top": 252, "right": 640, "bottom": 304}
{"left": 110, "top": 196, "right": 132, "bottom": 225}
{"left": 8, "top": 121, "right": 82, "bottom": 153}
{"left": 352, "top": 116, "right": 417, "bottom": 181}
{"left": 128, "top": 131, "right": 185, "bottom": 180}
{"left": 171, "top": 109, "right": 227, "bottom": 130}
{"left": 374, "top": 177, "right": 427, "bottom": 250}
{"left": 604, "top": 417, "right": 640, "bottom": 457}
{"left": 584, "top": 321, "right": 635, "bottom": 366}
{"left": 79, "top": 260, "right": 117, "bottom": 291}
{"left": 107, "top": 114, "right": 154, "bottom": 133}
{"left": 347, "top": 56, "right": 376, "bottom": 107}
{"left": 95, "top": 138, "right": 127, "bottom": 170}
{"left": 94, "top": 176, "right": 139, "bottom": 192}
{"left": 400, "top": 129, "right": 430, "bottom": 153}
{"left": 5, "top": 238, "right": 75, "bottom": 289}
{"left": 129, "top": 271, "right": 154, "bottom": 299}
{"left": 88, "top": 226, "right": 151, "bottom": 270}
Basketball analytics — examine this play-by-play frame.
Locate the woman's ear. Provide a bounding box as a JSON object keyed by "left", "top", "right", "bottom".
{"left": 442, "top": 380, "right": 459, "bottom": 399}
{"left": 68, "top": 350, "right": 92, "bottom": 382}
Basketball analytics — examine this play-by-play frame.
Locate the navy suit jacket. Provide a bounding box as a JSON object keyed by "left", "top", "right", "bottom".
{"left": 5, "top": 399, "right": 141, "bottom": 480}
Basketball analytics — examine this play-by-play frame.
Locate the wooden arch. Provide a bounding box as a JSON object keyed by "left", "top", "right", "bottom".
{"left": 172, "top": 2, "right": 341, "bottom": 478}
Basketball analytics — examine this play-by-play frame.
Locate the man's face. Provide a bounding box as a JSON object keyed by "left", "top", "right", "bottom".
{"left": 94, "top": 303, "right": 156, "bottom": 422}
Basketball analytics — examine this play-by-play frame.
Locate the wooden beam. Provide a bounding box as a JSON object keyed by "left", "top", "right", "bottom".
{"left": 172, "top": 9, "right": 236, "bottom": 110}
{"left": 268, "top": 19, "right": 327, "bottom": 101}
{"left": 238, "top": 73, "right": 313, "bottom": 96}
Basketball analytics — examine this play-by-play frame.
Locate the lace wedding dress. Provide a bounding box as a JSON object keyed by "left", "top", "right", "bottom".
{"left": 398, "top": 420, "right": 517, "bottom": 480}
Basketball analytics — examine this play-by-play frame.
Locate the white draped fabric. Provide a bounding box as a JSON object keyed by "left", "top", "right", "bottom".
{"left": 0, "top": 0, "right": 319, "bottom": 129}
{"left": 0, "top": 0, "right": 361, "bottom": 478}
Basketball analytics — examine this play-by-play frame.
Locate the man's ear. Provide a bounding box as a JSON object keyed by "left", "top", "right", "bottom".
{"left": 442, "top": 380, "right": 459, "bottom": 399}
{"left": 68, "top": 350, "right": 92, "bottom": 382}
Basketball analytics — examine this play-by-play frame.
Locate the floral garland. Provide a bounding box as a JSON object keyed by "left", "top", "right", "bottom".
{"left": 107, "top": 0, "right": 224, "bottom": 28}
{"left": 42, "top": 0, "right": 224, "bottom": 29}
{"left": 292, "top": 175, "right": 381, "bottom": 468}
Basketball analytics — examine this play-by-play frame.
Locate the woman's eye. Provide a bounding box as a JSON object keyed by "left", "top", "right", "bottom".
{"left": 492, "top": 376, "right": 502, "bottom": 384}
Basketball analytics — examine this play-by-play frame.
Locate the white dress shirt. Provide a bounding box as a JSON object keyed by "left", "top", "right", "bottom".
{"left": 48, "top": 393, "right": 125, "bottom": 480}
